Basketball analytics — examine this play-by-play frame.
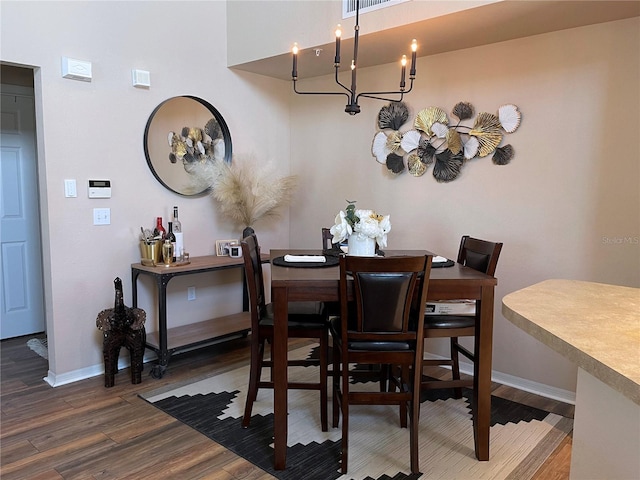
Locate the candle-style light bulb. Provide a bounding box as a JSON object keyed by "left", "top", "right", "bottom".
{"left": 335, "top": 24, "right": 342, "bottom": 65}
{"left": 410, "top": 39, "right": 417, "bottom": 78}
{"left": 292, "top": 42, "right": 299, "bottom": 79}
{"left": 400, "top": 55, "right": 407, "bottom": 89}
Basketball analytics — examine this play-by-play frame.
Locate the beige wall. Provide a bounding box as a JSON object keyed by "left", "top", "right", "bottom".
{"left": 2, "top": 1, "right": 638, "bottom": 398}
{"left": 288, "top": 17, "right": 640, "bottom": 394}
{"left": 1, "top": 1, "right": 292, "bottom": 383}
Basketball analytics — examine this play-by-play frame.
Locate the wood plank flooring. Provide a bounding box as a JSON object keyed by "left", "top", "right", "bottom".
{"left": 1, "top": 334, "right": 573, "bottom": 479}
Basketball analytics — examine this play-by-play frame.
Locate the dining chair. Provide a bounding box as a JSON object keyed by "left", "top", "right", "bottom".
{"left": 321, "top": 227, "right": 334, "bottom": 251}
{"left": 331, "top": 254, "right": 432, "bottom": 474}
{"left": 240, "top": 234, "right": 329, "bottom": 431}
{"left": 422, "top": 236, "right": 503, "bottom": 398}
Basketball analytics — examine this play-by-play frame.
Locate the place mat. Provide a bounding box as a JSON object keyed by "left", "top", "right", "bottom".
{"left": 432, "top": 259, "right": 455, "bottom": 268}
{"left": 272, "top": 255, "right": 340, "bottom": 268}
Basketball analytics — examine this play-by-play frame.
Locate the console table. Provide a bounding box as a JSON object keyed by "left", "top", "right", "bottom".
{"left": 131, "top": 254, "right": 268, "bottom": 378}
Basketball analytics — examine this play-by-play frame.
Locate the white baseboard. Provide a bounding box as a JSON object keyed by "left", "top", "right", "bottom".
{"left": 43, "top": 349, "right": 576, "bottom": 405}
{"left": 42, "top": 334, "right": 243, "bottom": 387}
{"left": 44, "top": 351, "right": 158, "bottom": 387}
{"left": 424, "top": 353, "right": 576, "bottom": 405}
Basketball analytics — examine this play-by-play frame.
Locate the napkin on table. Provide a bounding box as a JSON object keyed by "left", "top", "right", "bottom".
{"left": 433, "top": 255, "right": 449, "bottom": 263}
{"left": 284, "top": 254, "right": 326, "bottom": 263}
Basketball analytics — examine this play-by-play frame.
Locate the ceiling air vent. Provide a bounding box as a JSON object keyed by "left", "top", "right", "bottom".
{"left": 342, "top": 0, "right": 409, "bottom": 18}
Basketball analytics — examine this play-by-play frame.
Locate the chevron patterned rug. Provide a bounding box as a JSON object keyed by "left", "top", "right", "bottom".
{"left": 142, "top": 344, "right": 572, "bottom": 480}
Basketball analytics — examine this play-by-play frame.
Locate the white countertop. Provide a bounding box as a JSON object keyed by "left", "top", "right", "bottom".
{"left": 502, "top": 279, "right": 640, "bottom": 405}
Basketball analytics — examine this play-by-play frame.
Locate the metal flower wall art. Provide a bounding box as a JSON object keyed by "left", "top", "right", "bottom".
{"left": 371, "top": 101, "right": 521, "bottom": 182}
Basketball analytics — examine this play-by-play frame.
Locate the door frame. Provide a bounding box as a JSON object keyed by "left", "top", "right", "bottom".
{"left": 2, "top": 72, "right": 52, "bottom": 357}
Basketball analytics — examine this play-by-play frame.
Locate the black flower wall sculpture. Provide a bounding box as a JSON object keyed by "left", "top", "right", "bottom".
{"left": 372, "top": 101, "right": 521, "bottom": 182}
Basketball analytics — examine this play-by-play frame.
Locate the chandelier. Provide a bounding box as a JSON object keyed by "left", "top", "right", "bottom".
{"left": 291, "top": 0, "right": 417, "bottom": 115}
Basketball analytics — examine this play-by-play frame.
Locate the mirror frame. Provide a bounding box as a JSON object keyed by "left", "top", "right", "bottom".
{"left": 143, "top": 95, "right": 232, "bottom": 197}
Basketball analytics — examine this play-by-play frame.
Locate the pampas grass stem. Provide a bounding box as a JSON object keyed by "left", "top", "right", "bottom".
{"left": 196, "top": 156, "right": 297, "bottom": 229}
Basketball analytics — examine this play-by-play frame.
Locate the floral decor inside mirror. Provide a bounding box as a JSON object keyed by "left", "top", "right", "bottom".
{"left": 168, "top": 120, "right": 225, "bottom": 175}
{"left": 372, "top": 101, "right": 521, "bottom": 182}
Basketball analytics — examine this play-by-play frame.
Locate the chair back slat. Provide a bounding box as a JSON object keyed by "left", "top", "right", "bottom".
{"left": 340, "top": 255, "right": 432, "bottom": 344}
{"left": 456, "top": 235, "right": 503, "bottom": 276}
{"left": 356, "top": 272, "right": 416, "bottom": 332}
{"left": 241, "top": 234, "right": 266, "bottom": 329}
{"left": 322, "top": 228, "right": 333, "bottom": 250}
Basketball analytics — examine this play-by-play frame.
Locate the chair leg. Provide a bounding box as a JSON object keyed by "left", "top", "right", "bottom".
{"left": 409, "top": 361, "right": 421, "bottom": 474}
{"left": 332, "top": 344, "right": 341, "bottom": 428}
{"left": 340, "top": 362, "right": 350, "bottom": 474}
{"left": 399, "top": 364, "right": 408, "bottom": 428}
{"left": 242, "top": 337, "right": 265, "bottom": 428}
{"left": 319, "top": 331, "right": 328, "bottom": 432}
{"left": 450, "top": 337, "right": 463, "bottom": 399}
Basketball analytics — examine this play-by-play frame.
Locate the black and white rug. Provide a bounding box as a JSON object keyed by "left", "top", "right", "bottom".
{"left": 142, "top": 345, "right": 572, "bottom": 480}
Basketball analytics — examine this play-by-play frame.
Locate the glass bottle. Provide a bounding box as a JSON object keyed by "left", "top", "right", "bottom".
{"left": 153, "top": 217, "right": 166, "bottom": 240}
{"left": 166, "top": 221, "right": 177, "bottom": 262}
{"left": 172, "top": 206, "right": 182, "bottom": 233}
{"left": 172, "top": 206, "right": 184, "bottom": 262}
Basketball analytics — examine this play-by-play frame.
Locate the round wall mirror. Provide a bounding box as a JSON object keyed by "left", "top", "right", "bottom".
{"left": 144, "top": 96, "right": 232, "bottom": 196}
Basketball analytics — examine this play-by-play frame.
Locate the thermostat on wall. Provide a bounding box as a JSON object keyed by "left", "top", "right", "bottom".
{"left": 88, "top": 180, "right": 111, "bottom": 198}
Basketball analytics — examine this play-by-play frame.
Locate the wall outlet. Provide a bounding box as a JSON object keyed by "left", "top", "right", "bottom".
{"left": 187, "top": 286, "right": 196, "bottom": 301}
{"left": 93, "top": 208, "right": 110, "bottom": 225}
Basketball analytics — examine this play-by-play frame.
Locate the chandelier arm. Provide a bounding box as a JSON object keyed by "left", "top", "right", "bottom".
{"left": 335, "top": 69, "right": 354, "bottom": 94}
{"left": 293, "top": 80, "right": 351, "bottom": 100}
{"left": 355, "top": 79, "right": 415, "bottom": 103}
{"left": 358, "top": 93, "right": 405, "bottom": 103}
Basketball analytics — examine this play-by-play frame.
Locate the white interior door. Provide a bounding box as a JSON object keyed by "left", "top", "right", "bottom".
{"left": 1, "top": 85, "right": 45, "bottom": 339}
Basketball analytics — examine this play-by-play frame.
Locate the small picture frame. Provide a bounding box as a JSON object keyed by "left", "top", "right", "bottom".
{"left": 216, "top": 239, "right": 236, "bottom": 256}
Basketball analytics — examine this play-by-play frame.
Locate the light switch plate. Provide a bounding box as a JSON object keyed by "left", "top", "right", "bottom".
{"left": 64, "top": 179, "right": 77, "bottom": 198}
{"left": 93, "top": 208, "right": 110, "bottom": 225}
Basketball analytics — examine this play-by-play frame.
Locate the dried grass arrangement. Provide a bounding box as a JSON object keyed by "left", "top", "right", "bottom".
{"left": 197, "top": 156, "right": 297, "bottom": 232}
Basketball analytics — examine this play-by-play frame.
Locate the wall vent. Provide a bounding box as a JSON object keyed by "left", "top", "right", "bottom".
{"left": 342, "top": 0, "right": 409, "bottom": 18}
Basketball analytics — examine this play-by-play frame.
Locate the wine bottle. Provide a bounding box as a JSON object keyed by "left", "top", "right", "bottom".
{"left": 153, "top": 217, "right": 166, "bottom": 240}
{"left": 166, "top": 221, "right": 177, "bottom": 262}
{"left": 172, "top": 206, "right": 184, "bottom": 262}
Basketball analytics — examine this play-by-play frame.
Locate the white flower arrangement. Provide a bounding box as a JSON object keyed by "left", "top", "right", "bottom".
{"left": 330, "top": 201, "right": 391, "bottom": 249}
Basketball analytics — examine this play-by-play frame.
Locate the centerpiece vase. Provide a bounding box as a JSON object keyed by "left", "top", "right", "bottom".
{"left": 348, "top": 234, "right": 376, "bottom": 256}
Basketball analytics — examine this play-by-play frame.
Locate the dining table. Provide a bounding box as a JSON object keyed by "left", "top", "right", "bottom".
{"left": 269, "top": 248, "right": 498, "bottom": 470}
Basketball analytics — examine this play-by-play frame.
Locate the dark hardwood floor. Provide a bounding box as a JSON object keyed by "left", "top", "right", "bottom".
{"left": 1, "top": 334, "right": 573, "bottom": 479}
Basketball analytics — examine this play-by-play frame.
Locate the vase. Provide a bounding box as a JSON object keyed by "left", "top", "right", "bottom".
{"left": 347, "top": 234, "right": 376, "bottom": 256}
